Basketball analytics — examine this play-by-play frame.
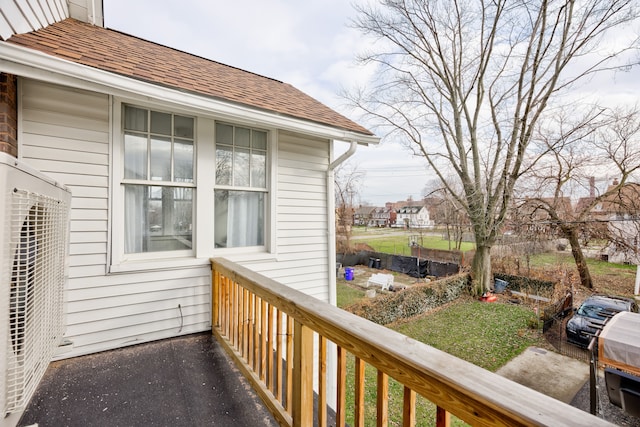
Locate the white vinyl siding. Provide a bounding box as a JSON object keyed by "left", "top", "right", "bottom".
{"left": 18, "top": 79, "right": 335, "bottom": 359}
{"left": 19, "top": 79, "right": 211, "bottom": 358}
{"left": 0, "top": 0, "right": 68, "bottom": 40}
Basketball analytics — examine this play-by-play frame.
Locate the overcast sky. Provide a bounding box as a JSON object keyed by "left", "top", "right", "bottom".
{"left": 103, "top": 1, "right": 640, "bottom": 206}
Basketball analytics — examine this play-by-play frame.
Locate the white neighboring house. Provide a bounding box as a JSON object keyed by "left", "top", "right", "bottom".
{"left": 395, "top": 205, "right": 433, "bottom": 228}
{"left": 0, "top": 0, "right": 378, "bottom": 361}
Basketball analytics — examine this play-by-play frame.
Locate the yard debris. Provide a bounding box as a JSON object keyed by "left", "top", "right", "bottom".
{"left": 367, "top": 273, "right": 394, "bottom": 290}
{"left": 480, "top": 291, "right": 497, "bottom": 302}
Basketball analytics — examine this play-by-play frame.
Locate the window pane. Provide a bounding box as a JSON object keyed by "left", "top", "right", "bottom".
{"left": 124, "top": 106, "right": 147, "bottom": 132}
{"left": 251, "top": 151, "right": 266, "bottom": 188}
{"left": 150, "top": 136, "right": 172, "bottom": 181}
{"left": 216, "top": 146, "right": 232, "bottom": 185}
{"left": 124, "top": 133, "right": 147, "bottom": 179}
{"left": 175, "top": 139, "right": 193, "bottom": 183}
{"left": 214, "top": 190, "right": 264, "bottom": 248}
{"left": 216, "top": 123, "right": 233, "bottom": 145}
{"left": 125, "top": 185, "right": 193, "bottom": 253}
{"left": 236, "top": 127, "right": 250, "bottom": 147}
{"left": 253, "top": 130, "right": 267, "bottom": 150}
{"left": 234, "top": 148, "right": 250, "bottom": 187}
{"left": 150, "top": 111, "right": 171, "bottom": 135}
{"left": 175, "top": 115, "right": 194, "bottom": 138}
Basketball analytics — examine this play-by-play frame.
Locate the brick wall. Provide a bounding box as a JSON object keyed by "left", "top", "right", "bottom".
{"left": 0, "top": 73, "right": 18, "bottom": 157}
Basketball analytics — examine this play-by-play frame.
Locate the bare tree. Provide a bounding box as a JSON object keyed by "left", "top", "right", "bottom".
{"left": 350, "top": 0, "right": 639, "bottom": 293}
{"left": 335, "top": 163, "right": 364, "bottom": 253}
{"left": 517, "top": 107, "right": 640, "bottom": 288}
{"left": 423, "top": 180, "right": 469, "bottom": 250}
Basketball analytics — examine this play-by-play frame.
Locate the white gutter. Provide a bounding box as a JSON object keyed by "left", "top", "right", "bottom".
{"left": 0, "top": 42, "right": 381, "bottom": 145}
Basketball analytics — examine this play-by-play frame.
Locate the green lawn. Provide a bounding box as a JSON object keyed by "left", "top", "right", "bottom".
{"left": 336, "top": 283, "right": 543, "bottom": 425}
{"left": 336, "top": 282, "right": 366, "bottom": 308}
{"left": 529, "top": 252, "right": 636, "bottom": 274}
{"left": 359, "top": 233, "right": 475, "bottom": 255}
{"left": 391, "top": 299, "right": 541, "bottom": 372}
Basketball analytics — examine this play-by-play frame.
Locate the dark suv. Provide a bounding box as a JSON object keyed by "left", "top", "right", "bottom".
{"left": 566, "top": 294, "right": 638, "bottom": 348}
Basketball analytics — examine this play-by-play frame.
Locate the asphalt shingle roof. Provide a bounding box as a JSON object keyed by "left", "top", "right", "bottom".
{"left": 6, "top": 18, "right": 373, "bottom": 136}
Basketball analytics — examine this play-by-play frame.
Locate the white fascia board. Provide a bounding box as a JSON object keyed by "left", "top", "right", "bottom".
{"left": 0, "top": 42, "right": 380, "bottom": 145}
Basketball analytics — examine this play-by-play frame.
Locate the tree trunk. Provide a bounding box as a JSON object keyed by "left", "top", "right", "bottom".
{"left": 566, "top": 228, "right": 594, "bottom": 289}
{"left": 471, "top": 245, "right": 492, "bottom": 295}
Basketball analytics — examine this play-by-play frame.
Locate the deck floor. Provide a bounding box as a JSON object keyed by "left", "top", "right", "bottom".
{"left": 18, "top": 333, "right": 279, "bottom": 427}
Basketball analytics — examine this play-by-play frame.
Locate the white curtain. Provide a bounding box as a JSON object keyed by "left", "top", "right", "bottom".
{"left": 226, "top": 191, "right": 263, "bottom": 247}
{"left": 124, "top": 185, "right": 146, "bottom": 253}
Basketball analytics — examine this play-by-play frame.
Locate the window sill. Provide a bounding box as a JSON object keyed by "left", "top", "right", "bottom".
{"left": 109, "top": 257, "right": 210, "bottom": 274}
{"left": 109, "top": 249, "right": 278, "bottom": 274}
{"left": 212, "top": 250, "right": 278, "bottom": 264}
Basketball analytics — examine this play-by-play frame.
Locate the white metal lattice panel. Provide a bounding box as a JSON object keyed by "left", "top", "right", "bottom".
{"left": 4, "top": 188, "right": 69, "bottom": 413}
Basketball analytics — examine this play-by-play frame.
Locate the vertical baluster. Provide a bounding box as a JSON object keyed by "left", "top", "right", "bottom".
{"left": 377, "top": 370, "right": 388, "bottom": 427}
{"left": 318, "top": 335, "right": 327, "bottom": 427}
{"left": 212, "top": 269, "right": 219, "bottom": 329}
{"left": 248, "top": 292, "right": 254, "bottom": 367}
{"left": 223, "top": 276, "right": 230, "bottom": 338}
{"left": 436, "top": 406, "right": 450, "bottom": 427}
{"left": 267, "top": 304, "right": 274, "bottom": 393}
{"left": 355, "top": 357, "right": 365, "bottom": 427}
{"left": 336, "top": 346, "right": 347, "bottom": 427}
{"left": 403, "top": 386, "right": 416, "bottom": 427}
{"left": 276, "top": 309, "right": 283, "bottom": 402}
{"left": 286, "top": 315, "right": 293, "bottom": 415}
{"left": 260, "top": 299, "right": 268, "bottom": 381}
{"left": 253, "top": 295, "right": 260, "bottom": 373}
{"left": 236, "top": 283, "right": 242, "bottom": 351}
{"left": 231, "top": 279, "right": 237, "bottom": 347}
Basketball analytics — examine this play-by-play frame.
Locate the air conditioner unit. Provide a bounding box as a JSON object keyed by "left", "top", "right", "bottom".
{"left": 0, "top": 152, "right": 71, "bottom": 420}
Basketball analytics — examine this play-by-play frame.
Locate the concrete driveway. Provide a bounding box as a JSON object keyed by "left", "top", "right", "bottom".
{"left": 497, "top": 346, "right": 640, "bottom": 425}
{"left": 496, "top": 346, "right": 589, "bottom": 403}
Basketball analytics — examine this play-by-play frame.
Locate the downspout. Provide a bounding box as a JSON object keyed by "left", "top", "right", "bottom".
{"left": 328, "top": 140, "right": 357, "bottom": 172}
{"left": 326, "top": 140, "right": 357, "bottom": 412}
{"left": 327, "top": 140, "right": 357, "bottom": 305}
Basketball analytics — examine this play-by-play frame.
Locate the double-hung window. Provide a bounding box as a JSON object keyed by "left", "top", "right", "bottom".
{"left": 122, "top": 105, "right": 195, "bottom": 254}
{"left": 214, "top": 123, "right": 267, "bottom": 248}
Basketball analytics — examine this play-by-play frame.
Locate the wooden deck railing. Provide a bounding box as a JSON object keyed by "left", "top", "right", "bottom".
{"left": 211, "top": 258, "right": 611, "bottom": 427}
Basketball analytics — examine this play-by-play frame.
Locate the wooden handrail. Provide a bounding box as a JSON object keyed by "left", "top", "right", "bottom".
{"left": 211, "top": 257, "right": 613, "bottom": 427}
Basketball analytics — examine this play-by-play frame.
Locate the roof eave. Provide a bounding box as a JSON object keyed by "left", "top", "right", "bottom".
{"left": 0, "top": 42, "right": 380, "bottom": 145}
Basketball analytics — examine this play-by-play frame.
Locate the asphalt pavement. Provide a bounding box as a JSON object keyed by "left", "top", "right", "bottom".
{"left": 18, "top": 333, "right": 279, "bottom": 427}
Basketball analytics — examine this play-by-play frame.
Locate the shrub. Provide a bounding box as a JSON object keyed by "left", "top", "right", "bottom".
{"left": 346, "top": 274, "right": 470, "bottom": 325}
{"left": 493, "top": 273, "right": 555, "bottom": 297}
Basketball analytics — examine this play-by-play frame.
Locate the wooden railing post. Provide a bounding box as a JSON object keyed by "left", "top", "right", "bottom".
{"left": 292, "top": 321, "right": 314, "bottom": 427}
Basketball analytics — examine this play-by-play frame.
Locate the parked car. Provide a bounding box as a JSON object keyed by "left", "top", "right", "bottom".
{"left": 566, "top": 294, "right": 639, "bottom": 348}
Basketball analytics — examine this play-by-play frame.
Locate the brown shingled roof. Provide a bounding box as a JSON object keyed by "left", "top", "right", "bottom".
{"left": 7, "top": 18, "right": 373, "bottom": 136}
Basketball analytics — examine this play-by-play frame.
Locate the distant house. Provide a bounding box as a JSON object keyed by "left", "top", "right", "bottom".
{"left": 599, "top": 183, "right": 640, "bottom": 264}
{"left": 512, "top": 197, "right": 573, "bottom": 236}
{"left": 353, "top": 206, "right": 376, "bottom": 226}
{"left": 0, "top": 0, "right": 378, "bottom": 363}
{"left": 394, "top": 205, "right": 433, "bottom": 228}
{"left": 370, "top": 206, "right": 395, "bottom": 227}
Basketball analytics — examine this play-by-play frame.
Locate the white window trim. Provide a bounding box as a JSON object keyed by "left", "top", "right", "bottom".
{"left": 109, "top": 97, "right": 278, "bottom": 273}
{"left": 211, "top": 122, "right": 274, "bottom": 252}
{"left": 110, "top": 99, "right": 197, "bottom": 269}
